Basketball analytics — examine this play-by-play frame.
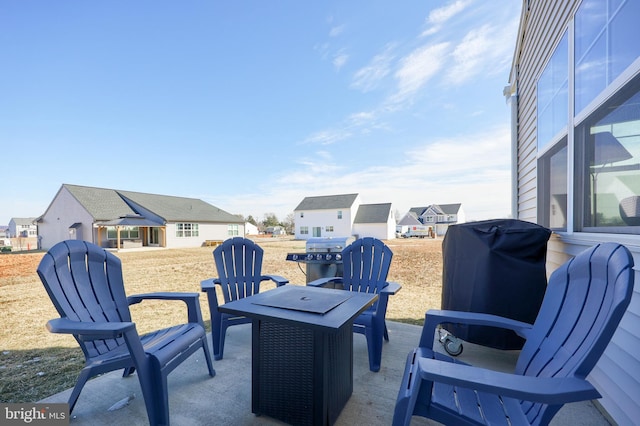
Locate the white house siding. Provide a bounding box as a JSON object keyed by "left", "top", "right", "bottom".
{"left": 164, "top": 223, "right": 241, "bottom": 248}
{"left": 245, "top": 222, "right": 259, "bottom": 235}
{"left": 511, "top": 1, "right": 640, "bottom": 423}
{"left": 295, "top": 209, "right": 354, "bottom": 240}
{"left": 352, "top": 220, "right": 395, "bottom": 241}
{"left": 38, "top": 187, "right": 96, "bottom": 250}
{"left": 456, "top": 209, "right": 466, "bottom": 224}
{"left": 8, "top": 218, "right": 37, "bottom": 238}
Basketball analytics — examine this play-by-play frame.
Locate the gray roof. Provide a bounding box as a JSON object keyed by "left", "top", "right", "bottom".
{"left": 409, "top": 207, "right": 428, "bottom": 216}
{"left": 10, "top": 217, "right": 37, "bottom": 225}
{"left": 294, "top": 193, "right": 359, "bottom": 211}
{"left": 354, "top": 203, "right": 391, "bottom": 224}
{"left": 397, "top": 213, "right": 422, "bottom": 226}
{"left": 118, "top": 190, "right": 242, "bottom": 223}
{"left": 409, "top": 203, "right": 462, "bottom": 216}
{"left": 437, "top": 203, "right": 462, "bottom": 214}
{"left": 94, "top": 216, "right": 164, "bottom": 227}
{"left": 65, "top": 185, "right": 137, "bottom": 221}
{"left": 63, "top": 184, "right": 242, "bottom": 224}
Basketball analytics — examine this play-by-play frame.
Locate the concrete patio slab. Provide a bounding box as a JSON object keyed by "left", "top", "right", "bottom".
{"left": 40, "top": 321, "right": 610, "bottom": 425}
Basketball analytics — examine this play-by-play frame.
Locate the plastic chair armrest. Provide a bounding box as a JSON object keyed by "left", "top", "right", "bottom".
{"left": 127, "top": 292, "right": 199, "bottom": 304}
{"left": 200, "top": 278, "right": 219, "bottom": 292}
{"left": 46, "top": 317, "right": 136, "bottom": 341}
{"left": 381, "top": 281, "right": 402, "bottom": 295}
{"left": 307, "top": 277, "right": 344, "bottom": 289}
{"left": 419, "top": 309, "right": 533, "bottom": 348}
{"left": 127, "top": 292, "right": 204, "bottom": 324}
{"left": 262, "top": 274, "right": 289, "bottom": 286}
{"left": 416, "top": 357, "right": 600, "bottom": 404}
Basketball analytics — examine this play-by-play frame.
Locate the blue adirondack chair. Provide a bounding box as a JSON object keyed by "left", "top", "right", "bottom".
{"left": 37, "top": 240, "right": 215, "bottom": 426}
{"left": 201, "top": 237, "right": 289, "bottom": 360}
{"left": 308, "top": 237, "right": 401, "bottom": 372}
{"left": 393, "top": 242, "right": 635, "bottom": 426}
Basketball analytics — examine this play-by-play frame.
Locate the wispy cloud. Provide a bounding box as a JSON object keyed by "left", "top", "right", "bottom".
{"left": 347, "top": 110, "right": 377, "bottom": 126}
{"left": 218, "top": 125, "right": 512, "bottom": 220}
{"left": 445, "top": 20, "right": 518, "bottom": 85}
{"left": 350, "top": 44, "right": 395, "bottom": 93}
{"left": 329, "top": 24, "right": 345, "bottom": 37}
{"left": 446, "top": 24, "right": 493, "bottom": 85}
{"left": 302, "top": 128, "right": 353, "bottom": 145}
{"left": 333, "top": 49, "right": 349, "bottom": 70}
{"left": 422, "top": 0, "right": 473, "bottom": 36}
{"left": 301, "top": 109, "right": 386, "bottom": 146}
{"left": 389, "top": 42, "right": 450, "bottom": 104}
{"left": 314, "top": 42, "right": 330, "bottom": 60}
{"left": 404, "top": 127, "right": 510, "bottom": 176}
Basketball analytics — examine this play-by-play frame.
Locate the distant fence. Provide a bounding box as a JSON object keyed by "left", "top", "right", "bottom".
{"left": 0, "top": 237, "right": 38, "bottom": 252}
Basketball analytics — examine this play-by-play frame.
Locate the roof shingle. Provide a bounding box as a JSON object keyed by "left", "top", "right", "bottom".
{"left": 294, "top": 193, "right": 359, "bottom": 211}
{"left": 63, "top": 184, "right": 242, "bottom": 223}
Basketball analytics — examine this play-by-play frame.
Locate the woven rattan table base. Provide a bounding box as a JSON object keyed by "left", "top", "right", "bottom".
{"left": 254, "top": 320, "right": 353, "bottom": 425}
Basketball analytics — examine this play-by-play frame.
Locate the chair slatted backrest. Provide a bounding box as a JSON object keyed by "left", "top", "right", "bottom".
{"left": 341, "top": 237, "right": 392, "bottom": 295}
{"left": 213, "top": 237, "right": 265, "bottom": 303}
{"left": 514, "top": 242, "right": 634, "bottom": 424}
{"left": 36, "top": 240, "right": 132, "bottom": 359}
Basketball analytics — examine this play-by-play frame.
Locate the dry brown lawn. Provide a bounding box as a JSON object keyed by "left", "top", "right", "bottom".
{"left": 0, "top": 237, "right": 443, "bottom": 403}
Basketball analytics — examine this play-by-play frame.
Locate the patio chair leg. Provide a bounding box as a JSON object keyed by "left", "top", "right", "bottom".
{"left": 200, "top": 336, "right": 216, "bottom": 377}
{"left": 68, "top": 368, "right": 92, "bottom": 413}
{"left": 139, "top": 359, "right": 170, "bottom": 426}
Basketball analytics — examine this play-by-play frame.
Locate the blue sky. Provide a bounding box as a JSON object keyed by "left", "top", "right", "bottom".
{"left": 1, "top": 1, "right": 521, "bottom": 226}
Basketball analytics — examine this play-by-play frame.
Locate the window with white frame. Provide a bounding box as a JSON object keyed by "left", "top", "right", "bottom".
{"left": 537, "top": 31, "right": 568, "bottom": 151}
{"left": 325, "top": 226, "right": 334, "bottom": 232}
{"left": 575, "top": 0, "right": 640, "bottom": 116}
{"left": 575, "top": 76, "right": 640, "bottom": 232}
{"left": 176, "top": 223, "right": 199, "bottom": 237}
{"left": 536, "top": 0, "right": 640, "bottom": 234}
{"left": 538, "top": 139, "right": 568, "bottom": 230}
{"left": 337, "top": 210, "right": 342, "bottom": 219}
{"left": 227, "top": 224, "right": 239, "bottom": 236}
{"left": 300, "top": 226, "right": 309, "bottom": 235}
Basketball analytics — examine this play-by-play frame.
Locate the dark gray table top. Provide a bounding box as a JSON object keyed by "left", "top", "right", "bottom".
{"left": 218, "top": 285, "right": 378, "bottom": 332}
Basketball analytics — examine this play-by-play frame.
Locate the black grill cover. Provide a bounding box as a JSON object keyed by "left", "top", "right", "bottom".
{"left": 441, "top": 219, "right": 551, "bottom": 350}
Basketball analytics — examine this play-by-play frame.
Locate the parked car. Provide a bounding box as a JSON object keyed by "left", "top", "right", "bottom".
{"left": 0, "top": 238, "right": 12, "bottom": 252}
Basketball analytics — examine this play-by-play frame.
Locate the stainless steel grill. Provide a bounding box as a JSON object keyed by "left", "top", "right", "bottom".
{"left": 286, "top": 236, "right": 355, "bottom": 283}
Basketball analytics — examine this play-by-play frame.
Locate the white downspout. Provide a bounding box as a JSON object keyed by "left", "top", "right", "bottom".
{"left": 504, "top": 83, "right": 519, "bottom": 219}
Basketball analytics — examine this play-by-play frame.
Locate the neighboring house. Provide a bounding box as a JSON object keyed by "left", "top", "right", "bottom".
{"left": 37, "top": 184, "right": 244, "bottom": 250}
{"left": 352, "top": 203, "right": 395, "bottom": 240}
{"left": 8, "top": 217, "right": 37, "bottom": 238}
{"left": 403, "top": 204, "right": 465, "bottom": 236}
{"left": 396, "top": 211, "right": 423, "bottom": 235}
{"left": 294, "top": 193, "right": 360, "bottom": 239}
{"left": 265, "top": 226, "right": 286, "bottom": 236}
{"left": 507, "top": 1, "right": 640, "bottom": 423}
{"left": 293, "top": 193, "right": 395, "bottom": 240}
{"left": 245, "top": 222, "right": 259, "bottom": 235}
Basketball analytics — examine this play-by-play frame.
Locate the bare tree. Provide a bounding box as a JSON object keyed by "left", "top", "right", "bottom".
{"left": 283, "top": 213, "right": 295, "bottom": 234}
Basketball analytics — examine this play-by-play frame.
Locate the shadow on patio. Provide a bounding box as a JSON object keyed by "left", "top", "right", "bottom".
{"left": 40, "top": 321, "right": 610, "bottom": 425}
